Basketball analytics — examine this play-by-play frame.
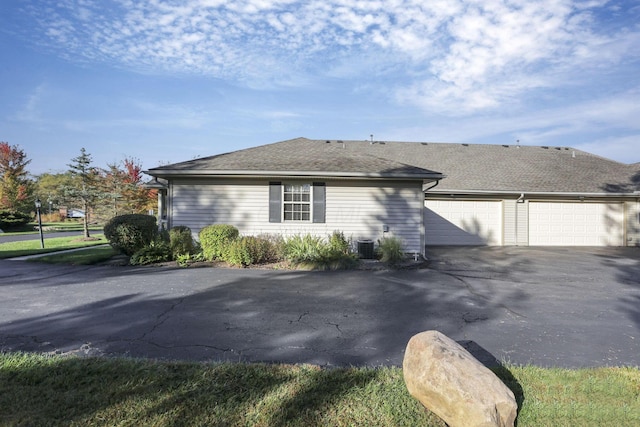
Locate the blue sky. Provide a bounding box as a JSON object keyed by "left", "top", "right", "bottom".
{"left": 1, "top": 0, "right": 639, "bottom": 176}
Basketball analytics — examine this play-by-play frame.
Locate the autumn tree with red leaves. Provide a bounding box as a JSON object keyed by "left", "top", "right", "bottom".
{"left": 104, "top": 157, "right": 155, "bottom": 217}
{"left": 0, "top": 141, "right": 34, "bottom": 213}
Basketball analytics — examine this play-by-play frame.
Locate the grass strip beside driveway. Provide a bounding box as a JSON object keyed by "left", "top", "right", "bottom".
{"left": 0, "top": 222, "right": 103, "bottom": 236}
{"left": 0, "top": 235, "right": 108, "bottom": 259}
{"left": 28, "top": 245, "right": 119, "bottom": 265}
{"left": 1, "top": 353, "right": 638, "bottom": 426}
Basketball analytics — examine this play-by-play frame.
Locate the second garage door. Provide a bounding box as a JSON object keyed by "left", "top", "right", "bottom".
{"left": 528, "top": 202, "right": 624, "bottom": 246}
{"left": 425, "top": 200, "right": 502, "bottom": 245}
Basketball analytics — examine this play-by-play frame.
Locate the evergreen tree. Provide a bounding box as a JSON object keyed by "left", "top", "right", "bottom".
{"left": 63, "top": 148, "right": 106, "bottom": 238}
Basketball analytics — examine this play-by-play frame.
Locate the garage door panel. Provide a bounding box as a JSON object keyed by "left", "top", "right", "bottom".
{"left": 425, "top": 200, "right": 502, "bottom": 245}
{"left": 529, "top": 202, "right": 624, "bottom": 246}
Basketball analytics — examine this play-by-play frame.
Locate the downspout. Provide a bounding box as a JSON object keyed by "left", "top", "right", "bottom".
{"left": 636, "top": 197, "right": 640, "bottom": 246}
{"left": 423, "top": 180, "right": 440, "bottom": 192}
{"left": 422, "top": 179, "right": 441, "bottom": 260}
{"left": 515, "top": 193, "right": 524, "bottom": 246}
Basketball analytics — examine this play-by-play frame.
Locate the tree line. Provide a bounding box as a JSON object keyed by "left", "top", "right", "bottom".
{"left": 0, "top": 141, "right": 156, "bottom": 237}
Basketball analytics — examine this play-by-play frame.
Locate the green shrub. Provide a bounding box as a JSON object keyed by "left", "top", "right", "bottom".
{"left": 0, "top": 210, "right": 32, "bottom": 231}
{"left": 198, "top": 224, "right": 239, "bottom": 261}
{"left": 130, "top": 240, "right": 171, "bottom": 265}
{"left": 377, "top": 236, "right": 404, "bottom": 264}
{"left": 169, "top": 225, "right": 197, "bottom": 259}
{"left": 103, "top": 214, "right": 158, "bottom": 256}
{"left": 223, "top": 235, "right": 281, "bottom": 267}
{"left": 257, "top": 234, "right": 285, "bottom": 262}
{"left": 175, "top": 252, "right": 205, "bottom": 267}
{"left": 224, "top": 238, "right": 253, "bottom": 267}
{"left": 328, "top": 230, "right": 350, "bottom": 254}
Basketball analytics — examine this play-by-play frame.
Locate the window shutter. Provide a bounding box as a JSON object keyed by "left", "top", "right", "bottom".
{"left": 269, "top": 182, "right": 282, "bottom": 223}
{"left": 312, "top": 182, "right": 326, "bottom": 223}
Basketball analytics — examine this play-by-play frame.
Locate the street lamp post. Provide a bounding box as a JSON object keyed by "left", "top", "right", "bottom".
{"left": 35, "top": 198, "right": 44, "bottom": 249}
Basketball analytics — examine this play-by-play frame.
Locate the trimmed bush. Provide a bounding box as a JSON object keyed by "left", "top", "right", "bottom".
{"left": 377, "top": 236, "right": 404, "bottom": 264}
{"left": 256, "top": 234, "right": 285, "bottom": 262}
{"left": 103, "top": 214, "right": 158, "bottom": 256}
{"left": 130, "top": 240, "right": 171, "bottom": 265}
{"left": 169, "top": 225, "right": 197, "bottom": 259}
{"left": 224, "top": 235, "right": 280, "bottom": 267}
{"left": 224, "top": 238, "right": 253, "bottom": 267}
{"left": 0, "top": 210, "right": 32, "bottom": 231}
{"left": 199, "top": 224, "right": 239, "bottom": 261}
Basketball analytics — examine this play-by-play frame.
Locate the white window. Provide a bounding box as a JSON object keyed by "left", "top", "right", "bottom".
{"left": 283, "top": 183, "right": 311, "bottom": 221}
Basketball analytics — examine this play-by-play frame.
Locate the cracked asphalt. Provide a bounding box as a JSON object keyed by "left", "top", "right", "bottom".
{"left": 1, "top": 246, "right": 639, "bottom": 368}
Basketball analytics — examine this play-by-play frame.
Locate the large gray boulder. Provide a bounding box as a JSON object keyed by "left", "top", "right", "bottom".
{"left": 403, "top": 331, "right": 517, "bottom": 427}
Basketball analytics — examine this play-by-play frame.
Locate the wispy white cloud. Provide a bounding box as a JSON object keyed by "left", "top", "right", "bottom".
{"left": 11, "top": 84, "right": 49, "bottom": 126}
{"left": 14, "top": 0, "right": 640, "bottom": 116}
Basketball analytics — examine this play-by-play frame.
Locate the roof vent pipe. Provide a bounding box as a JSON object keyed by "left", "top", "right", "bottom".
{"left": 572, "top": 150, "right": 576, "bottom": 158}
{"left": 370, "top": 134, "right": 374, "bottom": 145}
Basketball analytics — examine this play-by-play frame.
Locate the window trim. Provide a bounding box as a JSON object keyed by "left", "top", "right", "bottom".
{"left": 283, "top": 183, "right": 312, "bottom": 222}
{"left": 268, "top": 181, "right": 325, "bottom": 223}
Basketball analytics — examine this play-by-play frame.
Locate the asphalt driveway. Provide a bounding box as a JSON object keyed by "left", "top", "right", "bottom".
{"left": 1, "top": 246, "right": 639, "bottom": 368}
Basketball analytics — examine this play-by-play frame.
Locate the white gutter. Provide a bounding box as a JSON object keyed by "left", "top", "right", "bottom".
{"left": 145, "top": 169, "right": 444, "bottom": 180}
{"left": 428, "top": 189, "right": 640, "bottom": 197}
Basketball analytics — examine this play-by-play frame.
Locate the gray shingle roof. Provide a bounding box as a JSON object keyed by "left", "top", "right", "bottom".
{"left": 147, "top": 137, "right": 640, "bottom": 194}
{"left": 147, "top": 137, "right": 442, "bottom": 180}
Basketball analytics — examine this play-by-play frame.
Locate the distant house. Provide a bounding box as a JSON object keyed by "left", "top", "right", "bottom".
{"left": 58, "top": 207, "right": 86, "bottom": 219}
{"left": 145, "top": 137, "right": 640, "bottom": 253}
{"left": 66, "top": 209, "right": 85, "bottom": 219}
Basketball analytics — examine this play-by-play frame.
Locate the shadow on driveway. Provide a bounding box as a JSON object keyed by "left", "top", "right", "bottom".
{"left": 1, "top": 246, "right": 639, "bottom": 368}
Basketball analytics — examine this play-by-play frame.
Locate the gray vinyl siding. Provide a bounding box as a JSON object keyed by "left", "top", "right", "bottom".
{"left": 516, "top": 201, "right": 529, "bottom": 246}
{"left": 503, "top": 200, "right": 516, "bottom": 245}
{"left": 168, "top": 178, "right": 424, "bottom": 253}
{"left": 626, "top": 201, "right": 640, "bottom": 246}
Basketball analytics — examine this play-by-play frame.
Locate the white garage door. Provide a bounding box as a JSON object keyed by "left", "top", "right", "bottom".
{"left": 425, "top": 200, "right": 502, "bottom": 245}
{"left": 529, "top": 202, "right": 624, "bottom": 246}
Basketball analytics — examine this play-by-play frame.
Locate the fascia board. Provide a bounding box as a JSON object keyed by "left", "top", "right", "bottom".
{"left": 144, "top": 169, "right": 443, "bottom": 180}
{"left": 427, "top": 189, "right": 640, "bottom": 197}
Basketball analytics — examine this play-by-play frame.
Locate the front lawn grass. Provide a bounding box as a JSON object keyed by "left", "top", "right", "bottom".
{"left": 28, "top": 245, "right": 119, "bottom": 265}
{"left": 0, "top": 235, "right": 108, "bottom": 259}
{"left": 0, "top": 353, "right": 638, "bottom": 427}
{"left": 0, "top": 221, "right": 103, "bottom": 235}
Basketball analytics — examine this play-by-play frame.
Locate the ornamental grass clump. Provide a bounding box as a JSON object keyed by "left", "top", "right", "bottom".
{"left": 283, "top": 234, "right": 326, "bottom": 264}
{"left": 284, "top": 232, "right": 358, "bottom": 270}
{"left": 377, "top": 236, "right": 404, "bottom": 264}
